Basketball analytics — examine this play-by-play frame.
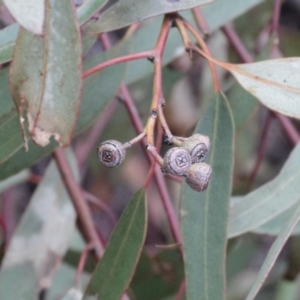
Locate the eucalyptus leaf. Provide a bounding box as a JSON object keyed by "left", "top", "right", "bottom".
{"left": 181, "top": 93, "right": 234, "bottom": 300}
{"left": 77, "top": 0, "right": 108, "bottom": 24}
{"left": 253, "top": 203, "right": 300, "bottom": 236}
{"left": 83, "top": 189, "right": 147, "bottom": 300}
{"left": 83, "top": 0, "right": 213, "bottom": 34}
{"left": 229, "top": 142, "right": 300, "bottom": 238}
{"left": 0, "top": 24, "right": 18, "bottom": 65}
{"left": 3, "top": 0, "right": 44, "bottom": 35}
{"left": 227, "top": 58, "right": 300, "bottom": 119}
{"left": 245, "top": 198, "right": 300, "bottom": 300}
{"left": 10, "top": 0, "right": 82, "bottom": 147}
{"left": 0, "top": 151, "right": 79, "bottom": 299}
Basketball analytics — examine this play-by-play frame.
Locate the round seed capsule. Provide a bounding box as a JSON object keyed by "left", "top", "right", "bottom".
{"left": 162, "top": 147, "right": 191, "bottom": 176}
{"left": 185, "top": 162, "right": 212, "bottom": 192}
{"left": 181, "top": 134, "right": 210, "bottom": 163}
{"left": 97, "top": 140, "right": 125, "bottom": 168}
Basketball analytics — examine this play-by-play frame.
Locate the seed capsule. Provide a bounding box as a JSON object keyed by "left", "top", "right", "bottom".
{"left": 97, "top": 140, "right": 125, "bottom": 168}
{"left": 185, "top": 162, "right": 212, "bottom": 192}
{"left": 162, "top": 147, "right": 191, "bottom": 176}
{"left": 181, "top": 134, "right": 210, "bottom": 163}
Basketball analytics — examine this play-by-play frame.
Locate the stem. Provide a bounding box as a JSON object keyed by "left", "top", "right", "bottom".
{"left": 147, "top": 16, "right": 172, "bottom": 145}
{"left": 176, "top": 280, "right": 186, "bottom": 300}
{"left": 192, "top": 7, "right": 210, "bottom": 35}
{"left": 147, "top": 144, "right": 164, "bottom": 166}
{"left": 158, "top": 104, "right": 182, "bottom": 146}
{"left": 123, "top": 132, "right": 146, "bottom": 149}
{"left": 82, "top": 51, "right": 153, "bottom": 78}
{"left": 53, "top": 149, "right": 104, "bottom": 260}
{"left": 181, "top": 19, "right": 221, "bottom": 92}
{"left": 248, "top": 112, "right": 273, "bottom": 190}
{"left": 270, "top": 0, "right": 282, "bottom": 36}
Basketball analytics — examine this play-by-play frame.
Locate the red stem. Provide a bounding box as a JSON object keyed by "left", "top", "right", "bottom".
{"left": 83, "top": 51, "right": 153, "bottom": 78}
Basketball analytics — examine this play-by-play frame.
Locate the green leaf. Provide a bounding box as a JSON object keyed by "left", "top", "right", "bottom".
{"left": 77, "top": 0, "right": 109, "bottom": 24}
{"left": 228, "top": 142, "right": 300, "bottom": 238}
{"left": 0, "top": 24, "right": 18, "bottom": 65}
{"left": 83, "top": 0, "right": 213, "bottom": 34}
{"left": 181, "top": 93, "right": 234, "bottom": 300}
{"left": 227, "top": 58, "right": 300, "bottom": 119}
{"left": 3, "top": 0, "right": 44, "bottom": 34}
{"left": 245, "top": 198, "right": 300, "bottom": 300}
{"left": 10, "top": 0, "right": 82, "bottom": 147}
{"left": 253, "top": 203, "right": 300, "bottom": 236}
{"left": 83, "top": 189, "right": 147, "bottom": 300}
{"left": 0, "top": 110, "right": 23, "bottom": 163}
{"left": 130, "top": 250, "right": 183, "bottom": 300}
{"left": 0, "top": 170, "right": 29, "bottom": 193}
{"left": 0, "top": 150, "right": 79, "bottom": 299}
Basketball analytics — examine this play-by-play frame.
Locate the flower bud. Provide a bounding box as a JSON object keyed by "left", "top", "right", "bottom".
{"left": 181, "top": 134, "right": 210, "bottom": 164}
{"left": 97, "top": 140, "right": 125, "bottom": 168}
{"left": 185, "top": 162, "right": 212, "bottom": 192}
{"left": 162, "top": 147, "right": 191, "bottom": 176}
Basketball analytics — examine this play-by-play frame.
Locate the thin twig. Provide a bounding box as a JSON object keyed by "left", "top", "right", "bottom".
{"left": 176, "top": 279, "right": 186, "bottom": 300}
{"left": 192, "top": 7, "right": 210, "bottom": 35}
{"left": 53, "top": 149, "right": 104, "bottom": 260}
{"left": 248, "top": 112, "right": 273, "bottom": 190}
{"left": 270, "top": 0, "right": 282, "bottom": 36}
{"left": 83, "top": 51, "right": 153, "bottom": 78}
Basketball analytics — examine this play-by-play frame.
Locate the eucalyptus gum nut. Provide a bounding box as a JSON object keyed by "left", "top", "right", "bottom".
{"left": 162, "top": 147, "right": 191, "bottom": 176}
{"left": 97, "top": 140, "right": 125, "bottom": 168}
{"left": 181, "top": 134, "right": 210, "bottom": 163}
{"left": 186, "top": 162, "right": 212, "bottom": 192}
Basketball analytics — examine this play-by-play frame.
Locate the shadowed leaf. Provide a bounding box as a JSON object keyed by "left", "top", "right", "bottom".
{"left": 181, "top": 93, "right": 234, "bottom": 300}
{"left": 83, "top": 189, "right": 147, "bottom": 300}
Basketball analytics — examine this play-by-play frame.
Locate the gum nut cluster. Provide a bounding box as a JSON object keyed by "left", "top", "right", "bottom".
{"left": 162, "top": 134, "right": 212, "bottom": 192}
{"left": 97, "top": 140, "right": 126, "bottom": 168}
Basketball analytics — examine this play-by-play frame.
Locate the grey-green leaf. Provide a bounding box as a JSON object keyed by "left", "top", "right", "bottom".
{"left": 9, "top": 0, "right": 82, "bottom": 147}
{"left": 229, "top": 142, "right": 300, "bottom": 238}
{"left": 0, "top": 151, "right": 78, "bottom": 299}
{"left": 181, "top": 93, "right": 234, "bottom": 300}
{"left": 0, "top": 24, "right": 19, "bottom": 65}
{"left": 228, "top": 58, "right": 300, "bottom": 119}
{"left": 3, "top": 0, "right": 44, "bottom": 34}
{"left": 83, "top": 0, "right": 213, "bottom": 34}
{"left": 83, "top": 189, "right": 147, "bottom": 300}
{"left": 77, "top": 0, "right": 108, "bottom": 24}
{"left": 245, "top": 198, "right": 300, "bottom": 300}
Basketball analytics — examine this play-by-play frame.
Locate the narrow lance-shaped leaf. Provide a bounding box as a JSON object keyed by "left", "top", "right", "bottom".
{"left": 83, "top": 189, "right": 147, "bottom": 300}
{"left": 229, "top": 142, "right": 300, "bottom": 238}
{"left": 0, "top": 150, "right": 79, "bottom": 299}
{"left": 181, "top": 93, "right": 234, "bottom": 300}
{"left": 246, "top": 198, "right": 300, "bottom": 300}
{"left": 10, "top": 0, "right": 82, "bottom": 148}
{"left": 225, "top": 58, "right": 300, "bottom": 119}
{"left": 83, "top": 0, "right": 214, "bottom": 34}
{"left": 3, "top": 0, "right": 44, "bottom": 35}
